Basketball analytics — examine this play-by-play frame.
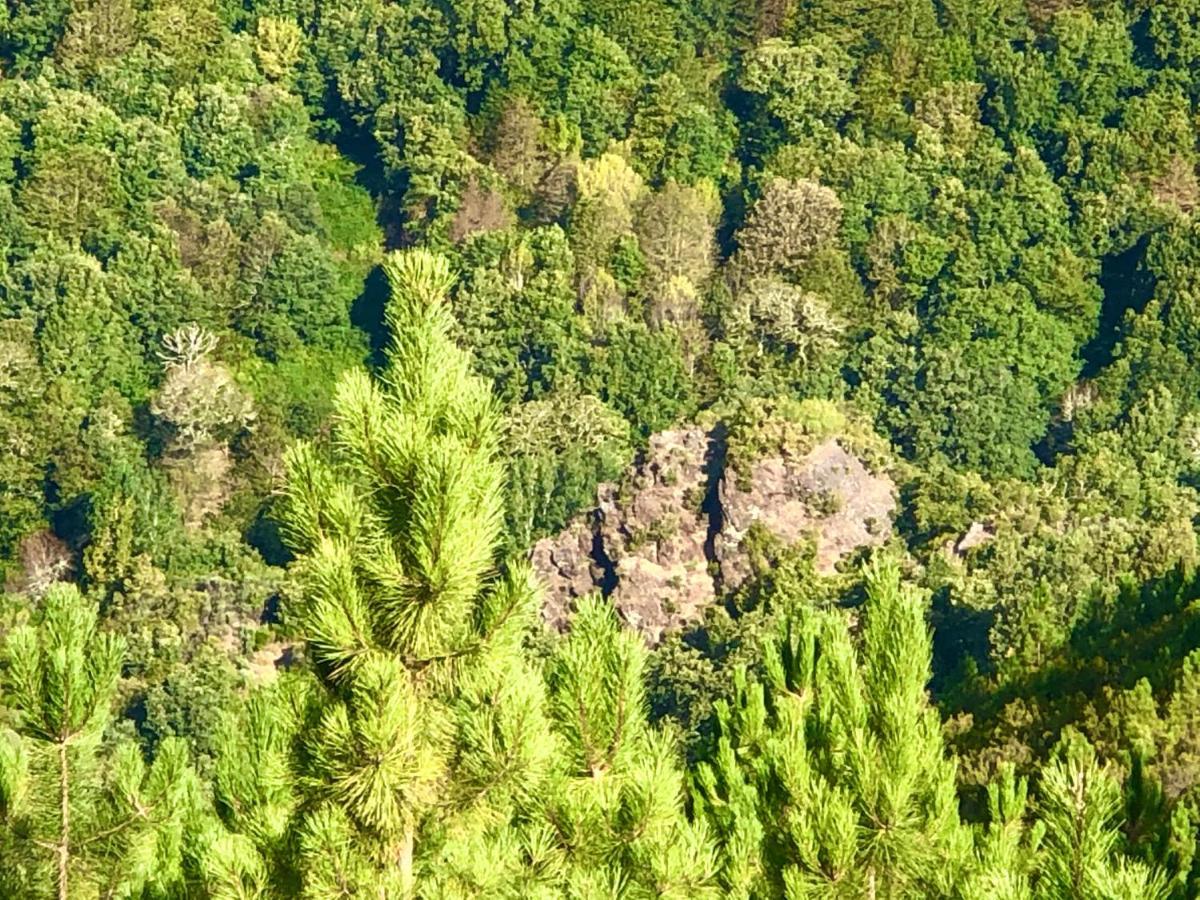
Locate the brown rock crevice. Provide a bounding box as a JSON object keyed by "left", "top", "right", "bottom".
{"left": 699, "top": 423, "right": 729, "bottom": 596}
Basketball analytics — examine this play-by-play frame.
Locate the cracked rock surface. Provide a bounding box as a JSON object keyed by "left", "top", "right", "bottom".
{"left": 530, "top": 424, "right": 896, "bottom": 643}
{"left": 716, "top": 440, "right": 895, "bottom": 589}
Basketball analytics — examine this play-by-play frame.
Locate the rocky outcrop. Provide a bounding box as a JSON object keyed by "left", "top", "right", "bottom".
{"left": 941, "top": 520, "right": 997, "bottom": 560}
{"left": 716, "top": 440, "right": 895, "bottom": 589}
{"left": 531, "top": 519, "right": 599, "bottom": 633}
{"left": 530, "top": 423, "right": 896, "bottom": 644}
{"left": 596, "top": 429, "right": 715, "bottom": 645}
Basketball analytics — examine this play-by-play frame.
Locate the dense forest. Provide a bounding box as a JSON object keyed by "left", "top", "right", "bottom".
{"left": 7, "top": 0, "right": 1200, "bottom": 896}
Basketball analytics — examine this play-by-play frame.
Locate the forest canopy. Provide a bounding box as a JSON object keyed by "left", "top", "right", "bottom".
{"left": 3, "top": 0, "right": 1200, "bottom": 896}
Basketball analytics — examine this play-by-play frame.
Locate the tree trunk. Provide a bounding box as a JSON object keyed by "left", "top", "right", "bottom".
{"left": 57, "top": 740, "right": 69, "bottom": 900}
{"left": 398, "top": 823, "right": 414, "bottom": 898}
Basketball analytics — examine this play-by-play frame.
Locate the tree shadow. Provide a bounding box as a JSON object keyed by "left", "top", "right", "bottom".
{"left": 929, "top": 585, "right": 994, "bottom": 696}
{"left": 942, "top": 564, "right": 1200, "bottom": 766}
{"left": 1079, "top": 234, "right": 1156, "bottom": 380}
{"left": 326, "top": 107, "right": 412, "bottom": 252}
{"left": 244, "top": 506, "right": 292, "bottom": 569}
{"left": 350, "top": 264, "right": 390, "bottom": 371}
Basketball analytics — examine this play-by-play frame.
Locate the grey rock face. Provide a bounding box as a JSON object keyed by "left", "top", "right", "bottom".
{"left": 716, "top": 440, "right": 896, "bottom": 589}
{"left": 531, "top": 518, "right": 598, "bottom": 633}
{"left": 531, "top": 426, "right": 895, "bottom": 643}
{"left": 596, "top": 429, "right": 715, "bottom": 645}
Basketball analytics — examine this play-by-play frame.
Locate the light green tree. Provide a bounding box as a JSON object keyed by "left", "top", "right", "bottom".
{"left": 0, "top": 583, "right": 199, "bottom": 900}
{"left": 275, "top": 248, "right": 556, "bottom": 896}
{"left": 693, "top": 562, "right": 1168, "bottom": 899}
{"left": 536, "top": 595, "right": 719, "bottom": 898}
{"left": 206, "top": 249, "right": 717, "bottom": 897}
{"left": 693, "top": 562, "right": 970, "bottom": 898}
{"left": 1032, "top": 733, "right": 1169, "bottom": 900}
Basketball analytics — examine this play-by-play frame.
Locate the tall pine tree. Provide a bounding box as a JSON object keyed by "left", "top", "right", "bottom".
{"left": 205, "top": 249, "right": 720, "bottom": 897}
{"left": 694, "top": 561, "right": 968, "bottom": 898}
{"left": 0, "top": 583, "right": 200, "bottom": 899}
{"left": 275, "top": 248, "right": 555, "bottom": 895}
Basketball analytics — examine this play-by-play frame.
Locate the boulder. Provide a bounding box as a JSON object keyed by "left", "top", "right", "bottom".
{"left": 944, "top": 520, "right": 996, "bottom": 559}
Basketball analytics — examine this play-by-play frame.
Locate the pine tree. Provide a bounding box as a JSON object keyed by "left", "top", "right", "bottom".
{"left": 536, "top": 595, "right": 719, "bottom": 897}
{"left": 197, "top": 677, "right": 311, "bottom": 898}
{"left": 694, "top": 561, "right": 970, "bottom": 899}
{"left": 1033, "top": 732, "right": 1169, "bottom": 900}
{"left": 692, "top": 561, "right": 1174, "bottom": 899}
{"left": 959, "top": 763, "right": 1041, "bottom": 899}
{"left": 273, "top": 248, "right": 556, "bottom": 896}
{"left": 206, "top": 248, "right": 720, "bottom": 897}
{"left": 0, "top": 583, "right": 199, "bottom": 899}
